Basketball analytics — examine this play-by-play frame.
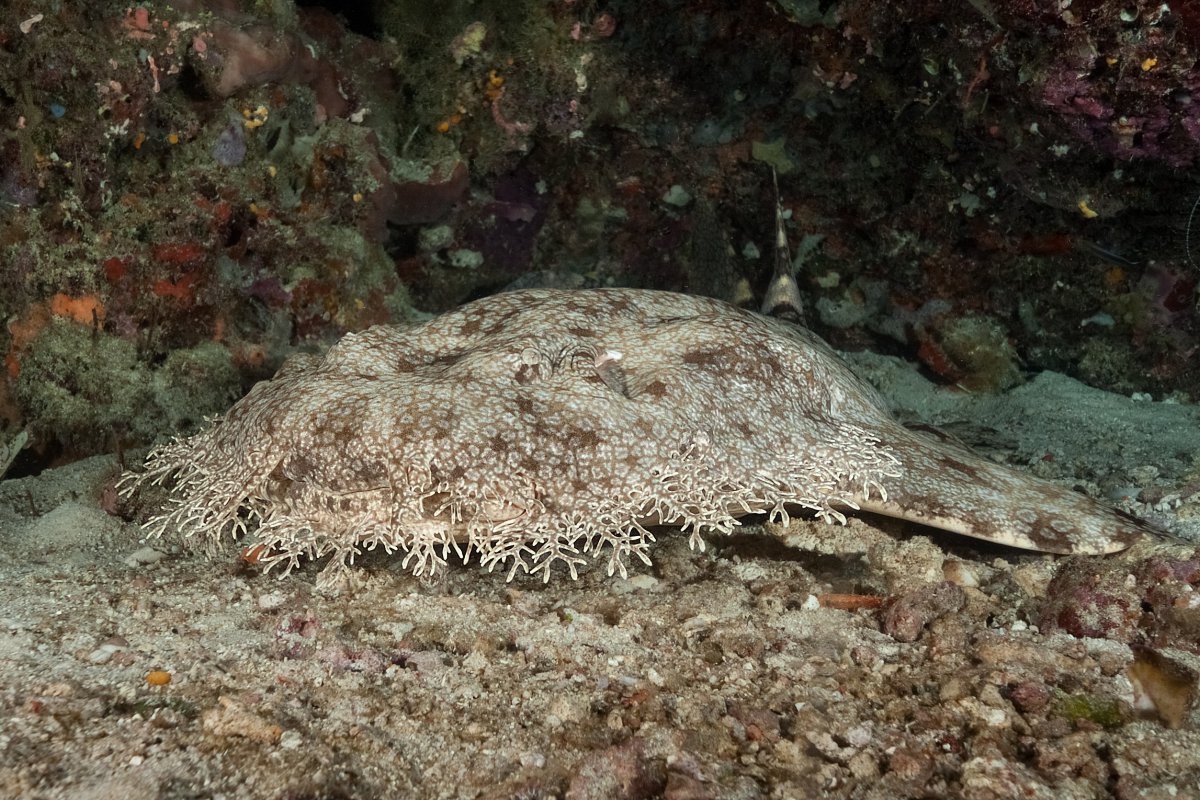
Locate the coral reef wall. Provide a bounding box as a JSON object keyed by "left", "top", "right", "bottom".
{"left": 1, "top": 0, "right": 1197, "bottom": 469}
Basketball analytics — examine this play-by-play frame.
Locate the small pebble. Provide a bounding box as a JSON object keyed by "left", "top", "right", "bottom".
{"left": 146, "top": 670, "right": 172, "bottom": 687}
{"left": 124, "top": 547, "right": 166, "bottom": 567}
{"left": 662, "top": 184, "right": 692, "bottom": 207}
{"left": 257, "top": 591, "right": 287, "bottom": 610}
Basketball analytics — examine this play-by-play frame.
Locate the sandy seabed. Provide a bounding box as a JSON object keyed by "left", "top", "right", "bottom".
{"left": 2, "top": 362, "right": 1198, "bottom": 800}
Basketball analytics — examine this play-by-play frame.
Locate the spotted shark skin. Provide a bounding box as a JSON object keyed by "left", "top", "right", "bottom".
{"left": 122, "top": 288, "right": 1153, "bottom": 585}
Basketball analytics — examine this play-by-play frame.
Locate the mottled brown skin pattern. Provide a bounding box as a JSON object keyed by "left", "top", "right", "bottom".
{"left": 124, "top": 289, "right": 1149, "bottom": 586}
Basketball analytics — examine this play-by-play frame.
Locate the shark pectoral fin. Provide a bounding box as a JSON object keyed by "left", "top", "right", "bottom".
{"left": 858, "top": 427, "right": 1159, "bottom": 555}
{"left": 856, "top": 496, "right": 1148, "bottom": 555}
